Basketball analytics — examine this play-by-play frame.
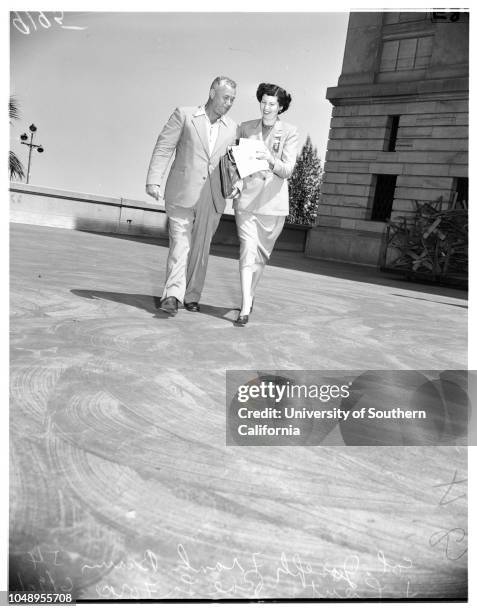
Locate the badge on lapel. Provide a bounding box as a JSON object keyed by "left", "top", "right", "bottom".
{"left": 272, "top": 130, "right": 282, "bottom": 154}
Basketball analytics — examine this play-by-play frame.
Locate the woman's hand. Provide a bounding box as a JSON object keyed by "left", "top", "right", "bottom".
{"left": 256, "top": 149, "right": 275, "bottom": 169}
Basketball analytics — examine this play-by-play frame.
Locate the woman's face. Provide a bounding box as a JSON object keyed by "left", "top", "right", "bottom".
{"left": 260, "top": 94, "right": 282, "bottom": 123}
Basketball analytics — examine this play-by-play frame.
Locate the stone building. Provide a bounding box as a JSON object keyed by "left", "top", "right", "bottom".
{"left": 306, "top": 11, "right": 469, "bottom": 266}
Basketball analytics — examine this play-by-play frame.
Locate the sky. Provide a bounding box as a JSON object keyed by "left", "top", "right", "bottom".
{"left": 10, "top": 11, "right": 349, "bottom": 202}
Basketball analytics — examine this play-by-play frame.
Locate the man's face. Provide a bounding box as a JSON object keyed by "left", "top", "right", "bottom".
{"left": 209, "top": 83, "right": 236, "bottom": 118}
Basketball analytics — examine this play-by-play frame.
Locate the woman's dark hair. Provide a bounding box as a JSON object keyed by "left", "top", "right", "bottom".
{"left": 256, "top": 83, "right": 292, "bottom": 114}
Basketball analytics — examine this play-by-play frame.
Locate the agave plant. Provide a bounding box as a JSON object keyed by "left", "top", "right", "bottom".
{"left": 9, "top": 96, "right": 25, "bottom": 181}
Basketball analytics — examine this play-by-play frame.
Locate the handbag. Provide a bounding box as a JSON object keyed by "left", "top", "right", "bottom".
{"left": 219, "top": 146, "right": 241, "bottom": 199}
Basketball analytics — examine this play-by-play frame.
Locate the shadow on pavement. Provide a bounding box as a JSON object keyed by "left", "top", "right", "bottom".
{"left": 77, "top": 230, "right": 468, "bottom": 301}
{"left": 71, "top": 289, "right": 162, "bottom": 314}
{"left": 71, "top": 289, "right": 240, "bottom": 322}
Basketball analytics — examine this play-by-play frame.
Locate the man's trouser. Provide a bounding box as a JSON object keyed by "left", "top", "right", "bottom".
{"left": 162, "top": 200, "right": 221, "bottom": 303}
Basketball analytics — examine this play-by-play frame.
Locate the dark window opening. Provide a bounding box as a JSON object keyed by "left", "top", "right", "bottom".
{"left": 371, "top": 174, "right": 397, "bottom": 221}
{"left": 384, "top": 115, "right": 400, "bottom": 152}
{"left": 453, "top": 177, "right": 468, "bottom": 208}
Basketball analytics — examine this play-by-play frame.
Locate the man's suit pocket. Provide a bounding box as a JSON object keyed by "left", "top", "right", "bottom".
{"left": 165, "top": 169, "right": 187, "bottom": 201}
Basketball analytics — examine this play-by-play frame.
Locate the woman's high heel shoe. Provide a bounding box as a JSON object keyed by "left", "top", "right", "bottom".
{"left": 236, "top": 298, "right": 254, "bottom": 325}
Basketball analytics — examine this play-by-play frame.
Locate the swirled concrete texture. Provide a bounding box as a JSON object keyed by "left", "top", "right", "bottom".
{"left": 10, "top": 223, "right": 467, "bottom": 600}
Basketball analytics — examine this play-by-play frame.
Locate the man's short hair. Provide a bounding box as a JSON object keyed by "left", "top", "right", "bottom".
{"left": 210, "top": 76, "right": 237, "bottom": 91}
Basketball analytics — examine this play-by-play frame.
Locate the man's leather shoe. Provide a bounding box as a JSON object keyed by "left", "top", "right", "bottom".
{"left": 184, "top": 302, "right": 200, "bottom": 312}
{"left": 159, "top": 296, "right": 179, "bottom": 315}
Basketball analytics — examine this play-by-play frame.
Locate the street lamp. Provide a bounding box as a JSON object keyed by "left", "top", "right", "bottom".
{"left": 20, "top": 123, "right": 44, "bottom": 184}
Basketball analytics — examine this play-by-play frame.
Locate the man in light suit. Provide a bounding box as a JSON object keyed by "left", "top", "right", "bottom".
{"left": 146, "top": 76, "right": 237, "bottom": 315}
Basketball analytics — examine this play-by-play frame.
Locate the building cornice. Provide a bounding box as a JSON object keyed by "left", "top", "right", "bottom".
{"left": 326, "top": 76, "right": 468, "bottom": 106}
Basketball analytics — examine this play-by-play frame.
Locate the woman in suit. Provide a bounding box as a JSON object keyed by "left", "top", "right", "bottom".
{"left": 233, "top": 83, "right": 298, "bottom": 325}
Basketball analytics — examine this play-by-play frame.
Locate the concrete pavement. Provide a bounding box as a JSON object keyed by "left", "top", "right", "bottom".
{"left": 9, "top": 222, "right": 468, "bottom": 600}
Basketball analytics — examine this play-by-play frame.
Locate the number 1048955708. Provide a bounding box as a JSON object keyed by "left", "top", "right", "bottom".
{"left": 8, "top": 592, "right": 73, "bottom": 605}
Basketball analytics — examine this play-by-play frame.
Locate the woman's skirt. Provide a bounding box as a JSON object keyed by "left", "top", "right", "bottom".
{"left": 235, "top": 210, "right": 286, "bottom": 268}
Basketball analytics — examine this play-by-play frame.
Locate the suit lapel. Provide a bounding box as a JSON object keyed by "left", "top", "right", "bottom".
{"left": 211, "top": 119, "right": 233, "bottom": 158}
{"left": 265, "top": 120, "right": 284, "bottom": 156}
{"left": 192, "top": 111, "right": 210, "bottom": 157}
{"left": 253, "top": 119, "right": 263, "bottom": 140}
{"left": 253, "top": 118, "right": 283, "bottom": 151}
{"left": 264, "top": 119, "right": 282, "bottom": 144}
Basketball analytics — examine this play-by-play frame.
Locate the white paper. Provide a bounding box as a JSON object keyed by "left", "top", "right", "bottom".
{"left": 231, "top": 138, "right": 269, "bottom": 178}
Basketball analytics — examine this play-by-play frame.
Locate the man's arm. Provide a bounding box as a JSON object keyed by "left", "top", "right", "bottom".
{"left": 146, "top": 107, "right": 185, "bottom": 197}
{"left": 145, "top": 184, "right": 161, "bottom": 200}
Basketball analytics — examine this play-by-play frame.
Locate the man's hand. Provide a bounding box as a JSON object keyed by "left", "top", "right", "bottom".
{"left": 146, "top": 184, "right": 161, "bottom": 200}
{"left": 229, "top": 179, "right": 243, "bottom": 199}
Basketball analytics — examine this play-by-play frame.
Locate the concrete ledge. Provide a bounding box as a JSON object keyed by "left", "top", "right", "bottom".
{"left": 305, "top": 224, "right": 386, "bottom": 267}
{"left": 9, "top": 182, "right": 123, "bottom": 206}
{"left": 9, "top": 183, "right": 309, "bottom": 252}
{"left": 9, "top": 183, "right": 168, "bottom": 237}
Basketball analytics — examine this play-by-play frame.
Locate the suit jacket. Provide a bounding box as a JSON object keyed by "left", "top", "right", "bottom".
{"left": 233, "top": 118, "right": 298, "bottom": 215}
{"left": 146, "top": 106, "right": 237, "bottom": 213}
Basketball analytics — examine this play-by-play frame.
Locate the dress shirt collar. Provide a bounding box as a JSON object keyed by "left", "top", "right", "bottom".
{"left": 193, "top": 106, "right": 231, "bottom": 128}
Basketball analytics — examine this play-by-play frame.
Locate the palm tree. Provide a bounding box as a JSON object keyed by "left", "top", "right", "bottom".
{"left": 9, "top": 97, "right": 25, "bottom": 181}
